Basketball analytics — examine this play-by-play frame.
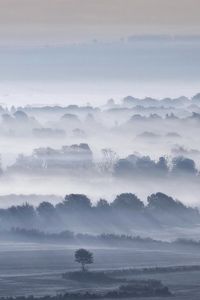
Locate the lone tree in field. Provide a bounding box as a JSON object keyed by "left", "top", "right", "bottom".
{"left": 75, "top": 248, "right": 93, "bottom": 272}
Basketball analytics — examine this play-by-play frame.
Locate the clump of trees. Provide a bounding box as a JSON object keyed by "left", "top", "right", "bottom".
{"left": 5, "top": 139, "right": 200, "bottom": 181}
{"left": 9, "top": 143, "right": 93, "bottom": 172}
{"left": 114, "top": 154, "right": 199, "bottom": 178}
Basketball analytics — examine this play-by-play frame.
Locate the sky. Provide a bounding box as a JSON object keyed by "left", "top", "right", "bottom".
{"left": 0, "top": 0, "right": 200, "bottom": 45}
{"left": 0, "top": 0, "right": 199, "bottom": 106}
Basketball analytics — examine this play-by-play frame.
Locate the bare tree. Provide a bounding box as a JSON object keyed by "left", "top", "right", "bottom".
{"left": 99, "top": 148, "right": 118, "bottom": 174}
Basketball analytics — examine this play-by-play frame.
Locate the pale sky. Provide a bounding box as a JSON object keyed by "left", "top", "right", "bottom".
{"left": 0, "top": 0, "right": 200, "bottom": 45}
{"left": 0, "top": 0, "right": 199, "bottom": 105}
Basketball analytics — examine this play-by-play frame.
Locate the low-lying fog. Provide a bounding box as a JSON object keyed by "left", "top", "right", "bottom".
{"left": 0, "top": 94, "right": 200, "bottom": 207}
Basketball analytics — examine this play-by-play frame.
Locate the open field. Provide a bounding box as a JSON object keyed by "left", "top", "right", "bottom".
{"left": 0, "top": 243, "right": 200, "bottom": 298}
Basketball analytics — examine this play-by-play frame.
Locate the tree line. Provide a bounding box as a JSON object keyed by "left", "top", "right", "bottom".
{"left": 0, "top": 192, "right": 199, "bottom": 231}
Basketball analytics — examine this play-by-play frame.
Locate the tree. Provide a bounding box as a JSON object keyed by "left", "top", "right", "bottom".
{"left": 147, "top": 193, "right": 185, "bottom": 211}
{"left": 37, "top": 202, "right": 55, "bottom": 219}
{"left": 62, "top": 194, "right": 92, "bottom": 211}
{"left": 99, "top": 148, "right": 118, "bottom": 173}
{"left": 96, "top": 199, "right": 110, "bottom": 211}
{"left": 171, "top": 156, "right": 197, "bottom": 176}
{"left": 112, "top": 193, "right": 144, "bottom": 211}
{"left": 75, "top": 249, "right": 93, "bottom": 272}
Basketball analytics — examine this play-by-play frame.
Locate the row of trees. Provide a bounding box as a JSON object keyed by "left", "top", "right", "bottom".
{"left": 115, "top": 155, "right": 198, "bottom": 177}
{"left": 2, "top": 143, "right": 199, "bottom": 178}
{"left": 35, "top": 192, "right": 198, "bottom": 213}
{"left": 0, "top": 192, "right": 194, "bottom": 216}
{"left": 0, "top": 193, "right": 198, "bottom": 230}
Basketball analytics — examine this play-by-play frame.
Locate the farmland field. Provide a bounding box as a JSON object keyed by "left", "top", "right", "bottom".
{"left": 0, "top": 243, "right": 200, "bottom": 299}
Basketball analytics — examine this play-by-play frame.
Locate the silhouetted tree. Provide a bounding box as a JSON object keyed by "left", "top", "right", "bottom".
{"left": 171, "top": 156, "right": 197, "bottom": 176}
{"left": 156, "top": 157, "right": 168, "bottom": 175}
{"left": 8, "top": 203, "right": 36, "bottom": 226}
{"left": 75, "top": 248, "right": 93, "bottom": 272}
{"left": 96, "top": 199, "right": 110, "bottom": 210}
{"left": 37, "top": 202, "right": 55, "bottom": 219}
{"left": 114, "top": 158, "right": 134, "bottom": 176}
{"left": 147, "top": 192, "right": 185, "bottom": 211}
{"left": 56, "top": 194, "right": 92, "bottom": 213}
{"left": 114, "top": 155, "right": 168, "bottom": 177}
{"left": 112, "top": 193, "right": 144, "bottom": 211}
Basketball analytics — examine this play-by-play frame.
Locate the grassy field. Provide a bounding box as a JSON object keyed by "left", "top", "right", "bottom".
{"left": 0, "top": 243, "right": 200, "bottom": 298}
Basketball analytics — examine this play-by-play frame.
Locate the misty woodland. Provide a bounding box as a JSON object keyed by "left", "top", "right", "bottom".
{"left": 0, "top": 95, "right": 200, "bottom": 298}
{"left": 1, "top": 0, "right": 200, "bottom": 299}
